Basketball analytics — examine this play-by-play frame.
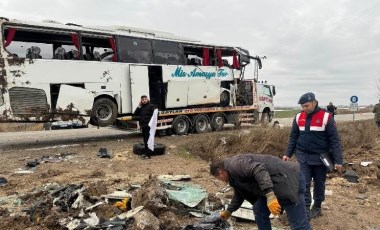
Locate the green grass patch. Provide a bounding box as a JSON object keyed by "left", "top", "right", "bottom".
{"left": 274, "top": 110, "right": 299, "bottom": 118}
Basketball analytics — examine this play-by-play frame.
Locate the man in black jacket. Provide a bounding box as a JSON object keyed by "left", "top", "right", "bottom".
{"left": 134, "top": 95, "right": 156, "bottom": 159}
{"left": 326, "top": 102, "right": 337, "bottom": 117}
{"left": 210, "top": 154, "right": 311, "bottom": 230}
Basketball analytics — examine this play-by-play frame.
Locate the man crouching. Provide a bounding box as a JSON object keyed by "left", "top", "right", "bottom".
{"left": 210, "top": 154, "right": 312, "bottom": 230}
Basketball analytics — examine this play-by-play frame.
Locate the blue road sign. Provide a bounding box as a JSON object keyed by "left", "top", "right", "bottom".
{"left": 350, "top": 95, "right": 358, "bottom": 103}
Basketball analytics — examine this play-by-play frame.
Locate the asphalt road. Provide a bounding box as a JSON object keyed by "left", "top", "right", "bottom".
{"left": 0, "top": 113, "right": 373, "bottom": 151}
{"left": 0, "top": 126, "right": 139, "bottom": 151}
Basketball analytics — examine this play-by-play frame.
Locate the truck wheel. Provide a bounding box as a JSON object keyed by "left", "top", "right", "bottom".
{"left": 220, "top": 91, "right": 230, "bottom": 107}
{"left": 210, "top": 113, "right": 225, "bottom": 131}
{"left": 261, "top": 112, "right": 270, "bottom": 126}
{"left": 194, "top": 115, "right": 209, "bottom": 133}
{"left": 172, "top": 116, "right": 190, "bottom": 135}
{"left": 133, "top": 143, "right": 166, "bottom": 155}
{"left": 91, "top": 98, "right": 117, "bottom": 127}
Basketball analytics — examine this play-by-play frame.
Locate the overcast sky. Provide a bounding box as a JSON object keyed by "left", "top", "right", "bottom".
{"left": 1, "top": 0, "right": 380, "bottom": 107}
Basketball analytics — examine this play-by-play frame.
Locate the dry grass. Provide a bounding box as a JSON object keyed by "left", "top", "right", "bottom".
{"left": 338, "top": 120, "right": 378, "bottom": 149}
{"left": 184, "top": 126, "right": 291, "bottom": 161}
{"left": 0, "top": 123, "right": 43, "bottom": 132}
{"left": 184, "top": 120, "right": 379, "bottom": 162}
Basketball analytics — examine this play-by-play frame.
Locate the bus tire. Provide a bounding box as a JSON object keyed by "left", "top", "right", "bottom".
{"left": 172, "top": 116, "right": 190, "bottom": 135}
{"left": 194, "top": 115, "right": 209, "bottom": 133}
{"left": 133, "top": 143, "right": 166, "bottom": 155}
{"left": 220, "top": 91, "right": 230, "bottom": 107}
{"left": 91, "top": 98, "right": 117, "bottom": 127}
{"left": 210, "top": 113, "right": 225, "bottom": 131}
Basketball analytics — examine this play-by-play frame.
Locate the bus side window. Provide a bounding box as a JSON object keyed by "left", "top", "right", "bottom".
{"left": 3, "top": 27, "right": 74, "bottom": 60}
{"left": 151, "top": 40, "right": 185, "bottom": 65}
{"left": 118, "top": 36, "right": 153, "bottom": 64}
{"left": 184, "top": 46, "right": 203, "bottom": 66}
{"left": 216, "top": 49, "right": 239, "bottom": 69}
{"left": 80, "top": 35, "right": 113, "bottom": 62}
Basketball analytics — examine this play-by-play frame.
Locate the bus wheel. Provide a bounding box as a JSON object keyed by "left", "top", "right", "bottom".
{"left": 210, "top": 113, "right": 225, "bottom": 131}
{"left": 194, "top": 115, "right": 209, "bottom": 133}
{"left": 172, "top": 116, "right": 189, "bottom": 135}
{"left": 261, "top": 112, "right": 270, "bottom": 126}
{"left": 92, "top": 98, "right": 117, "bottom": 127}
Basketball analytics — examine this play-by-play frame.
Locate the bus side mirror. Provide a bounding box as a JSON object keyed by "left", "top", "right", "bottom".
{"left": 272, "top": 86, "right": 276, "bottom": 96}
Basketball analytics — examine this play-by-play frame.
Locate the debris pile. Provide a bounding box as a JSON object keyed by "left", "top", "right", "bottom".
{"left": 0, "top": 176, "right": 231, "bottom": 230}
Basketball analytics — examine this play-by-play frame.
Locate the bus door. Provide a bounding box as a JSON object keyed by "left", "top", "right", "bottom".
{"left": 130, "top": 65, "right": 150, "bottom": 110}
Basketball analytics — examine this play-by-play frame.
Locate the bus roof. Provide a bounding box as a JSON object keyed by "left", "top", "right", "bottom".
{"left": 1, "top": 17, "right": 237, "bottom": 49}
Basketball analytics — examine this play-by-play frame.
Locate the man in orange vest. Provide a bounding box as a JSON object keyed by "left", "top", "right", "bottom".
{"left": 283, "top": 92, "right": 343, "bottom": 220}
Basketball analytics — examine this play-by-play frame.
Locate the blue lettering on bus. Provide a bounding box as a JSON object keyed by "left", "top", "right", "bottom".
{"left": 217, "top": 69, "right": 228, "bottom": 77}
{"left": 171, "top": 67, "right": 187, "bottom": 77}
{"left": 171, "top": 67, "right": 229, "bottom": 79}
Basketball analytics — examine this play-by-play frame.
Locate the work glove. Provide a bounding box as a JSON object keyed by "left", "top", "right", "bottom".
{"left": 220, "top": 210, "right": 231, "bottom": 220}
{"left": 114, "top": 198, "right": 131, "bottom": 211}
{"left": 265, "top": 191, "right": 281, "bottom": 215}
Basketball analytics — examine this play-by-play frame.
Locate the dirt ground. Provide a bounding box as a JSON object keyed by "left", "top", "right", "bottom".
{"left": 0, "top": 127, "right": 379, "bottom": 230}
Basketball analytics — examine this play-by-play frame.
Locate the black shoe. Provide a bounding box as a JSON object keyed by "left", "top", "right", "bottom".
{"left": 310, "top": 205, "right": 322, "bottom": 219}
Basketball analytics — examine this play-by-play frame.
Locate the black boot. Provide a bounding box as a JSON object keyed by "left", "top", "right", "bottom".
{"left": 310, "top": 204, "right": 322, "bottom": 219}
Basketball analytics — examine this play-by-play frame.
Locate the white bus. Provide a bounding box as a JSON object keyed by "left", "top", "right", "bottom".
{"left": 0, "top": 17, "right": 275, "bottom": 133}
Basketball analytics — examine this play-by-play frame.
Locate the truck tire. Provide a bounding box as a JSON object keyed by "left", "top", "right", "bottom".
{"left": 91, "top": 98, "right": 117, "bottom": 127}
{"left": 133, "top": 143, "right": 166, "bottom": 155}
{"left": 172, "top": 115, "right": 190, "bottom": 135}
{"left": 194, "top": 115, "right": 209, "bottom": 133}
{"left": 210, "top": 113, "right": 225, "bottom": 131}
{"left": 261, "top": 112, "right": 270, "bottom": 126}
{"left": 220, "top": 91, "right": 230, "bottom": 107}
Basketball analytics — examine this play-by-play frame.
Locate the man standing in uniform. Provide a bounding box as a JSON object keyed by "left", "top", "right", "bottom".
{"left": 283, "top": 92, "right": 343, "bottom": 219}
{"left": 134, "top": 95, "right": 156, "bottom": 159}
{"left": 372, "top": 99, "right": 380, "bottom": 128}
{"left": 211, "top": 154, "right": 311, "bottom": 230}
{"left": 326, "top": 102, "right": 337, "bottom": 117}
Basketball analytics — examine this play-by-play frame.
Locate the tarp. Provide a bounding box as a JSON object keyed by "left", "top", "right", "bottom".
{"left": 163, "top": 181, "right": 207, "bottom": 208}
